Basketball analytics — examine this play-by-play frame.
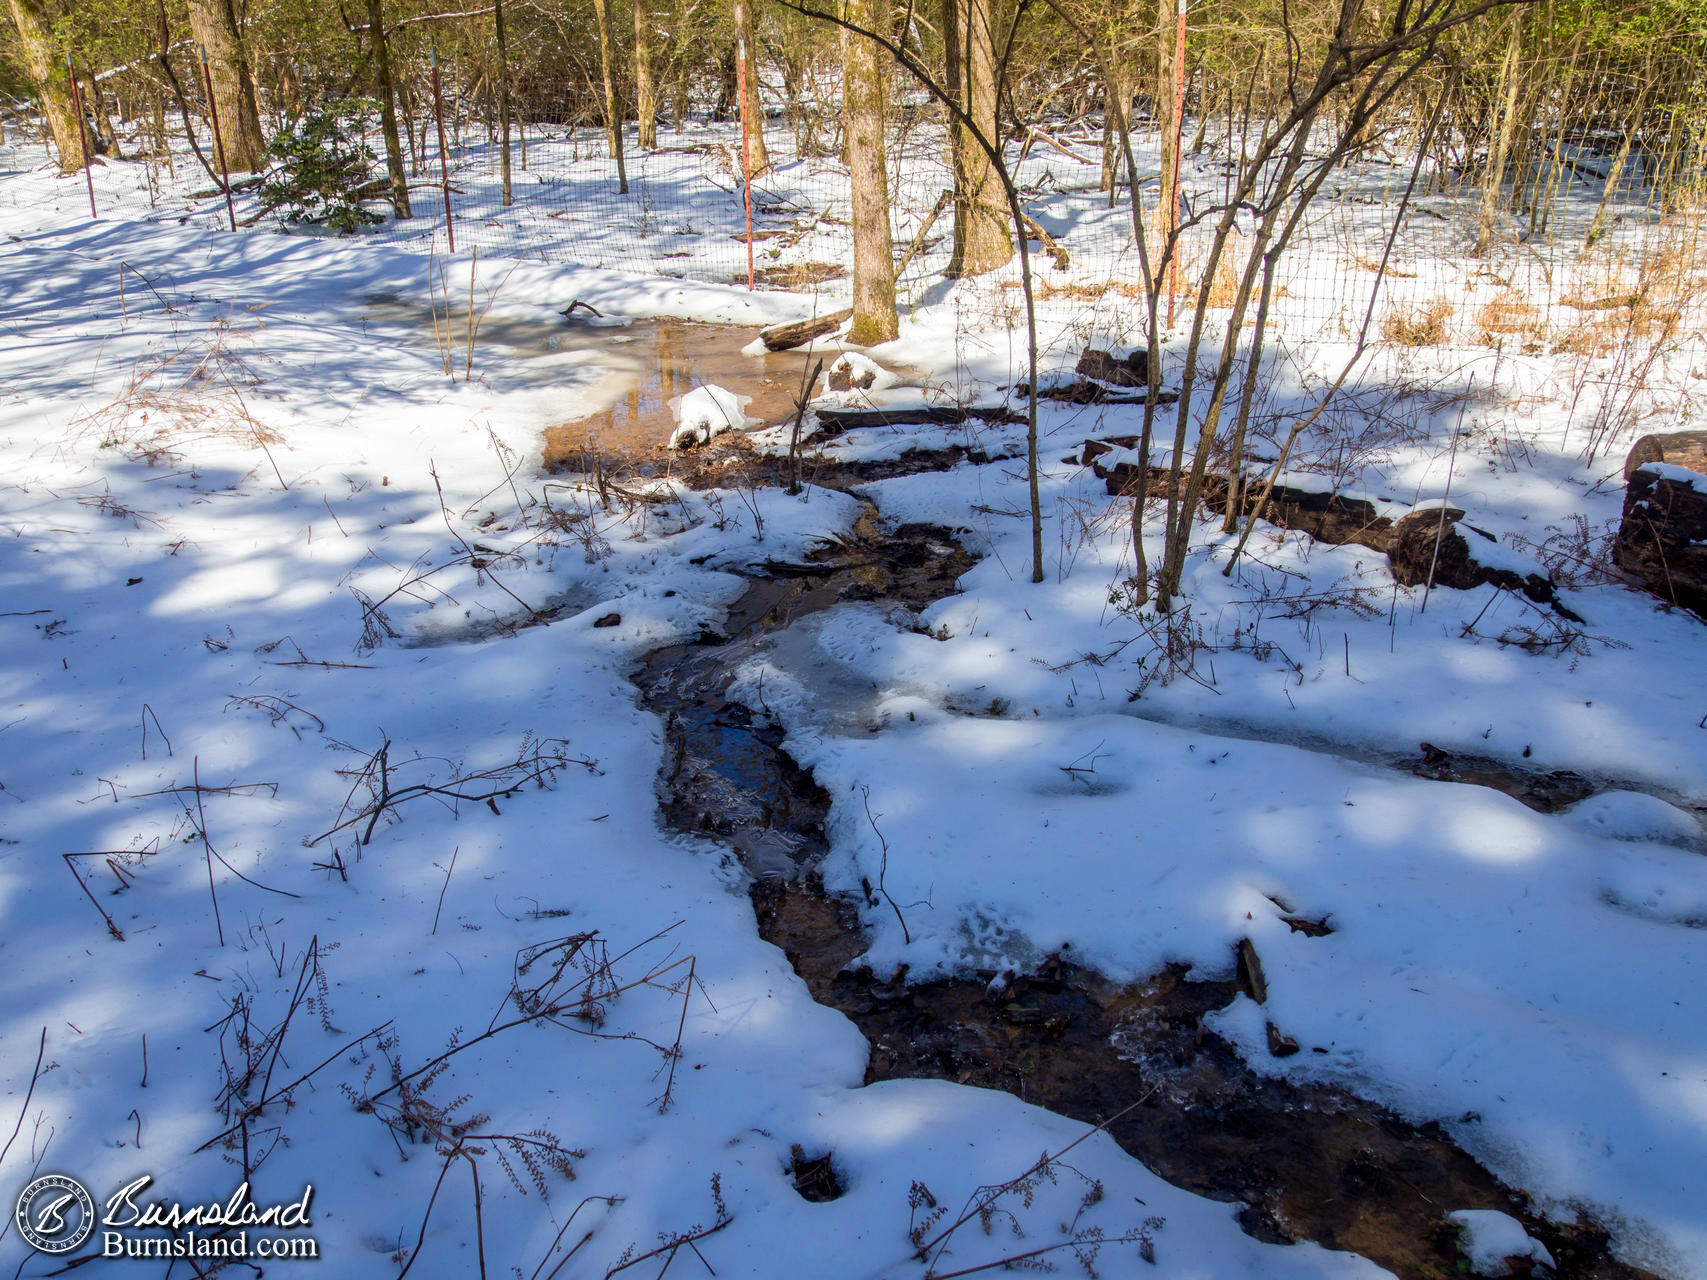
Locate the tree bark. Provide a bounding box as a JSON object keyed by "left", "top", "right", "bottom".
{"left": 1585, "top": 69, "right": 1648, "bottom": 247}
{"left": 944, "top": 0, "right": 1011, "bottom": 275}
{"left": 187, "top": 0, "right": 265, "bottom": 172}
{"left": 364, "top": 0, "right": 411, "bottom": 217}
{"left": 591, "top": 0, "right": 629, "bottom": 191}
{"left": 733, "top": 0, "right": 771, "bottom": 172}
{"left": 842, "top": 0, "right": 898, "bottom": 343}
{"left": 633, "top": 0, "right": 658, "bottom": 148}
{"left": 495, "top": 0, "right": 513, "bottom": 202}
{"left": 1100, "top": 68, "right": 1127, "bottom": 196}
{"left": 1154, "top": 0, "right": 1178, "bottom": 271}
{"left": 760, "top": 307, "right": 854, "bottom": 349}
{"left": 5, "top": 0, "right": 82, "bottom": 173}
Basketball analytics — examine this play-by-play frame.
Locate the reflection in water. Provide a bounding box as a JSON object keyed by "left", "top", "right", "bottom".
{"left": 359, "top": 294, "right": 822, "bottom": 470}
{"left": 544, "top": 320, "right": 819, "bottom": 469}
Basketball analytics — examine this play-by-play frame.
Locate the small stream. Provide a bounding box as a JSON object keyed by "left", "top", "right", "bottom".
{"left": 636, "top": 514, "right": 974, "bottom": 879}
{"left": 517, "top": 317, "right": 1651, "bottom": 1280}
{"left": 631, "top": 532, "right": 1644, "bottom": 1280}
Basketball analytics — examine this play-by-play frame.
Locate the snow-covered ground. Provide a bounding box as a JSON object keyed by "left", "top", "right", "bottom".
{"left": 1, "top": 113, "right": 1705, "bottom": 1280}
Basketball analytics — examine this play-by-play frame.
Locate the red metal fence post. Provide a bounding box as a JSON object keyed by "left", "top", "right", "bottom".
{"left": 1166, "top": 0, "right": 1187, "bottom": 326}
{"left": 65, "top": 58, "right": 97, "bottom": 220}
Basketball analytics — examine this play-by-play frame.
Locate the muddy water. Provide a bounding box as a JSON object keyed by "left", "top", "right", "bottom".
{"left": 540, "top": 321, "right": 816, "bottom": 467}
{"left": 754, "top": 884, "right": 1643, "bottom": 1279}
{"left": 637, "top": 516, "right": 974, "bottom": 879}
{"left": 517, "top": 319, "right": 1646, "bottom": 1280}
{"left": 359, "top": 295, "right": 816, "bottom": 465}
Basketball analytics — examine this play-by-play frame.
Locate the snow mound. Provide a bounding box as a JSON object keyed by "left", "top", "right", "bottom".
{"left": 823, "top": 351, "right": 901, "bottom": 395}
{"left": 1563, "top": 790, "right": 1704, "bottom": 846}
{"left": 1448, "top": 1209, "right": 1556, "bottom": 1277}
{"left": 669, "top": 383, "right": 753, "bottom": 448}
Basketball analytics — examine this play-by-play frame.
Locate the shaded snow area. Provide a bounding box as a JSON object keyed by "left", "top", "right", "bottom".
{"left": 3, "top": 129, "right": 1707, "bottom": 1280}
{"left": 0, "top": 219, "right": 1390, "bottom": 1279}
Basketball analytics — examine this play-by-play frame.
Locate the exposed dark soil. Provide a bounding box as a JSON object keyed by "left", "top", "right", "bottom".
{"left": 742, "top": 262, "right": 847, "bottom": 289}
{"left": 1406, "top": 745, "right": 1597, "bottom": 812}
{"left": 750, "top": 880, "right": 1645, "bottom": 1280}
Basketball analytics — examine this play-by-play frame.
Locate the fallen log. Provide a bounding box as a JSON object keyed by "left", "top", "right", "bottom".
{"left": 1100, "top": 456, "right": 1395, "bottom": 553}
{"left": 1021, "top": 214, "right": 1070, "bottom": 271}
{"left": 1043, "top": 383, "right": 1178, "bottom": 406}
{"left": 814, "top": 404, "right": 1023, "bottom": 432}
{"left": 1076, "top": 347, "right": 1146, "bottom": 386}
{"left": 1013, "top": 380, "right": 1177, "bottom": 406}
{"left": 760, "top": 308, "right": 854, "bottom": 352}
{"left": 895, "top": 190, "right": 954, "bottom": 276}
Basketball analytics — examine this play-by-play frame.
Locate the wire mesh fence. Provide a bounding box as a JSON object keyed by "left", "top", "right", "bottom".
{"left": 5, "top": 47, "right": 1704, "bottom": 361}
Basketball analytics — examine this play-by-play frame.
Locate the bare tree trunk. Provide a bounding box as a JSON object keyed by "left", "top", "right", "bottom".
{"left": 495, "top": 0, "right": 513, "bottom": 203}
{"left": 1159, "top": 117, "right": 1318, "bottom": 602}
{"left": 5, "top": 0, "right": 82, "bottom": 172}
{"left": 364, "top": 0, "right": 411, "bottom": 217}
{"left": 842, "top": 0, "right": 898, "bottom": 343}
{"left": 76, "top": 74, "right": 124, "bottom": 158}
{"left": 945, "top": 0, "right": 1012, "bottom": 275}
{"left": 1474, "top": 10, "right": 1522, "bottom": 256}
{"left": 1222, "top": 247, "right": 1280, "bottom": 530}
{"left": 1155, "top": 0, "right": 1179, "bottom": 269}
{"left": 1188, "top": 87, "right": 1210, "bottom": 153}
{"left": 634, "top": 0, "right": 658, "bottom": 148}
{"left": 733, "top": 0, "right": 771, "bottom": 172}
{"left": 1585, "top": 71, "right": 1649, "bottom": 246}
{"left": 1100, "top": 102, "right": 1115, "bottom": 193}
{"left": 1100, "top": 66, "right": 1127, "bottom": 198}
{"left": 188, "top": 0, "right": 265, "bottom": 172}
{"left": 591, "top": 0, "right": 629, "bottom": 192}
{"left": 277, "top": 53, "right": 304, "bottom": 118}
{"left": 1070, "top": 14, "right": 1160, "bottom": 603}
{"left": 942, "top": 0, "right": 962, "bottom": 159}
{"left": 399, "top": 77, "right": 423, "bottom": 175}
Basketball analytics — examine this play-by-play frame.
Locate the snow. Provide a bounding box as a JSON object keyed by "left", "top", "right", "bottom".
{"left": 1448, "top": 1209, "right": 1558, "bottom": 1277}
{"left": 2, "top": 105, "right": 1706, "bottom": 1280}
{"left": 822, "top": 351, "right": 903, "bottom": 398}
{"left": 0, "top": 153, "right": 1404, "bottom": 1280}
{"left": 736, "top": 655, "right": 1707, "bottom": 1275}
{"left": 670, "top": 383, "right": 754, "bottom": 448}
{"left": 1563, "top": 791, "right": 1706, "bottom": 846}
{"left": 1635, "top": 461, "right": 1707, "bottom": 493}
{"left": 722, "top": 430, "right": 1707, "bottom": 1274}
